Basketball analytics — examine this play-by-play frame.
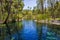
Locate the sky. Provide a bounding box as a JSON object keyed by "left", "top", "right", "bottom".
{"left": 23, "top": 0, "right": 37, "bottom": 10}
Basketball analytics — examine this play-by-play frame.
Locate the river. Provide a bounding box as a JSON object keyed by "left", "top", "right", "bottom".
{"left": 3, "top": 20, "right": 60, "bottom": 40}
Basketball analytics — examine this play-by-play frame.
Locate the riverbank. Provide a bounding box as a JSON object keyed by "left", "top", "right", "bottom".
{"left": 34, "top": 20, "right": 60, "bottom": 25}
{"left": 0, "top": 18, "right": 60, "bottom": 25}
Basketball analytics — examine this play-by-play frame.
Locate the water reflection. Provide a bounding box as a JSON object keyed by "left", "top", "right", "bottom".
{"left": 37, "top": 23, "right": 60, "bottom": 40}
{"left": 21, "top": 20, "right": 38, "bottom": 40}
{"left": 42, "top": 25, "right": 47, "bottom": 40}
{"left": 1, "top": 20, "right": 60, "bottom": 40}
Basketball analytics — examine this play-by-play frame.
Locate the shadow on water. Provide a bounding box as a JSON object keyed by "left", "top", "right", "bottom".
{"left": 0, "top": 20, "right": 60, "bottom": 40}
{"left": 4, "top": 20, "right": 38, "bottom": 40}
{"left": 37, "top": 23, "right": 60, "bottom": 40}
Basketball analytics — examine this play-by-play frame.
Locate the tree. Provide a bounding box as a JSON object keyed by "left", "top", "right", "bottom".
{"left": 3, "top": 0, "right": 24, "bottom": 23}
{"left": 47, "top": 0, "right": 60, "bottom": 19}
{"left": 37, "top": 0, "right": 46, "bottom": 14}
{"left": 0, "top": 0, "right": 24, "bottom": 40}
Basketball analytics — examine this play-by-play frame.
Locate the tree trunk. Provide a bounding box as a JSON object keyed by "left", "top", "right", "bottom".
{"left": 3, "top": 2, "right": 11, "bottom": 24}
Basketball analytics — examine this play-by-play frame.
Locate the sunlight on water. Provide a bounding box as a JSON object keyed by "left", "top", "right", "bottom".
{"left": 4, "top": 20, "right": 60, "bottom": 40}
{"left": 21, "top": 20, "right": 38, "bottom": 40}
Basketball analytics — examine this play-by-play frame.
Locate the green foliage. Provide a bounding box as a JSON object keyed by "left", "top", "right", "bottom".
{"left": 0, "top": 0, "right": 60, "bottom": 22}
{"left": 0, "top": 0, "right": 24, "bottom": 22}
{"left": 36, "top": 0, "right": 60, "bottom": 20}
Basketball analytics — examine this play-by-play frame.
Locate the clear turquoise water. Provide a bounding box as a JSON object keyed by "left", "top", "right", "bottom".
{"left": 5, "top": 20, "right": 60, "bottom": 40}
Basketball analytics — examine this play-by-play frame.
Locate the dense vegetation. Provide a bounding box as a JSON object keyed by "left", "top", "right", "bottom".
{"left": 0, "top": 0, "right": 24, "bottom": 40}
{"left": 0, "top": 0, "right": 60, "bottom": 40}
{"left": 0, "top": 0, "right": 24, "bottom": 23}
{"left": 0, "top": 0, "right": 60, "bottom": 22}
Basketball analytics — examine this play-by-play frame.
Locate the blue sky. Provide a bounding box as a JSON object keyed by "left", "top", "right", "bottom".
{"left": 23, "top": 0, "right": 37, "bottom": 10}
